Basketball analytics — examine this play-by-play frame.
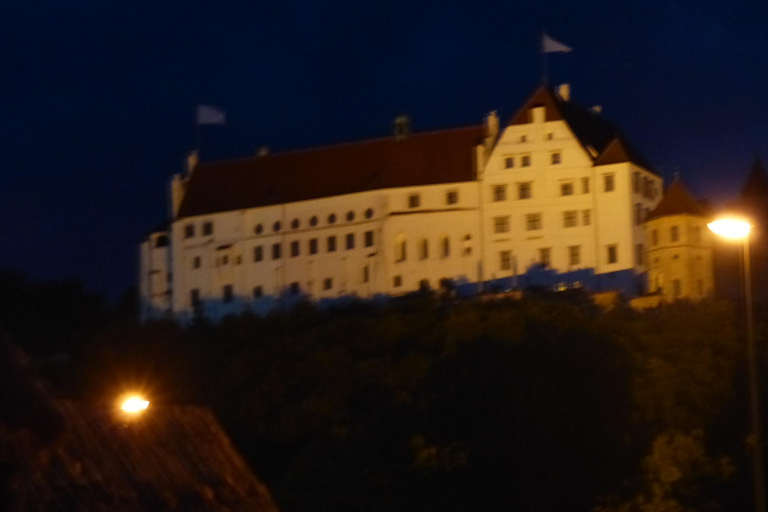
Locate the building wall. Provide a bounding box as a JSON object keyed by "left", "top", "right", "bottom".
{"left": 645, "top": 214, "right": 714, "bottom": 301}
{"left": 138, "top": 232, "right": 171, "bottom": 321}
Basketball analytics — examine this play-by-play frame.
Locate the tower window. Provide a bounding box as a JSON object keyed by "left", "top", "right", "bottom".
{"left": 563, "top": 211, "right": 578, "bottom": 228}
{"left": 446, "top": 190, "right": 459, "bottom": 205}
{"left": 254, "top": 246, "right": 263, "bottom": 262}
{"left": 604, "top": 174, "right": 615, "bottom": 192}
{"left": 607, "top": 244, "right": 618, "bottom": 264}
{"left": 521, "top": 155, "right": 531, "bottom": 167}
{"left": 184, "top": 224, "right": 195, "bottom": 238}
{"left": 504, "top": 156, "right": 514, "bottom": 169}
{"left": 291, "top": 240, "right": 300, "bottom": 257}
{"left": 327, "top": 236, "right": 337, "bottom": 252}
{"left": 346, "top": 233, "right": 355, "bottom": 250}
{"left": 323, "top": 278, "right": 333, "bottom": 290}
{"left": 309, "top": 238, "right": 318, "bottom": 255}
{"left": 408, "top": 194, "right": 421, "bottom": 208}
{"left": 364, "top": 230, "right": 374, "bottom": 247}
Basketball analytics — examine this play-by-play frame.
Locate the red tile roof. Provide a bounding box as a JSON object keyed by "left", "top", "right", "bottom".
{"left": 177, "top": 126, "right": 485, "bottom": 218}
{"left": 645, "top": 178, "right": 707, "bottom": 221}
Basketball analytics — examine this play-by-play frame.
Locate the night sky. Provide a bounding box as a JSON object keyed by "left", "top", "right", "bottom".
{"left": 2, "top": 1, "right": 768, "bottom": 300}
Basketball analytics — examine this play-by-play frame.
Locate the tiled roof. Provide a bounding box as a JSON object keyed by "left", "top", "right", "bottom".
{"left": 508, "top": 85, "right": 654, "bottom": 173}
{"left": 645, "top": 178, "right": 707, "bottom": 221}
{"left": 740, "top": 157, "right": 768, "bottom": 199}
{"left": 177, "top": 126, "right": 485, "bottom": 218}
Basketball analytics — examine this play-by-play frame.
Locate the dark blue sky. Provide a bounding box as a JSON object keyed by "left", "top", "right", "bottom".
{"left": 2, "top": 0, "right": 767, "bottom": 299}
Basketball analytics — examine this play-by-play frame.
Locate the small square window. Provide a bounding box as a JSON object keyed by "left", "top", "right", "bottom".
{"left": 493, "top": 216, "right": 510, "bottom": 233}
{"left": 446, "top": 190, "right": 459, "bottom": 205}
{"left": 223, "top": 285, "right": 234, "bottom": 303}
{"left": 607, "top": 244, "right": 618, "bottom": 264}
{"left": 272, "top": 243, "right": 281, "bottom": 260}
{"left": 184, "top": 224, "right": 195, "bottom": 238}
{"left": 323, "top": 278, "right": 333, "bottom": 290}
{"left": 364, "top": 231, "right": 374, "bottom": 247}
{"left": 504, "top": 156, "right": 514, "bottom": 169}
{"left": 560, "top": 182, "right": 573, "bottom": 196}
{"left": 202, "top": 221, "right": 213, "bottom": 236}
{"left": 518, "top": 182, "right": 532, "bottom": 199}
{"left": 346, "top": 233, "right": 355, "bottom": 250}
{"left": 522, "top": 155, "right": 531, "bottom": 167}
{"left": 254, "top": 246, "right": 263, "bottom": 262}
{"left": 604, "top": 174, "right": 615, "bottom": 192}
{"left": 327, "top": 236, "right": 337, "bottom": 252}
{"left": 492, "top": 184, "right": 507, "bottom": 202}
{"left": 309, "top": 238, "right": 318, "bottom": 255}
{"left": 408, "top": 194, "right": 421, "bottom": 208}
{"left": 291, "top": 240, "right": 300, "bottom": 257}
{"left": 551, "top": 153, "right": 561, "bottom": 165}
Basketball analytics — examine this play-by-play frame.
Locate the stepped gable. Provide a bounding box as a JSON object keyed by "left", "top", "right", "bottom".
{"left": 740, "top": 157, "right": 768, "bottom": 199}
{"left": 177, "top": 125, "right": 485, "bottom": 218}
{"left": 507, "top": 85, "right": 654, "bottom": 173}
{"left": 645, "top": 178, "right": 707, "bottom": 222}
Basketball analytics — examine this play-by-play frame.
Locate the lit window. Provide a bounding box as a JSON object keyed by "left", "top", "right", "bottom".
{"left": 393, "top": 275, "right": 403, "bottom": 287}
{"left": 563, "top": 211, "right": 578, "bottom": 227}
{"left": 254, "top": 246, "right": 263, "bottom": 262}
{"left": 582, "top": 210, "right": 591, "bottom": 226}
{"left": 290, "top": 240, "right": 300, "bottom": 257}
{"left": 551, "top": 152, "right": 561, "bottom": 165}
{"left": 272, "top": 243, "right": 281, "bottom": 260}
{"left": 202, "top": 221, "right": 213, "bottom": 236}
{"left": 346, "top": 233, "right": 355, "bottom": 250}
{"left": 500, "top": 250, "right": 511, "bottom": 271}
{"left": 309, "top": 238, "right": 318, "bottom": 254}
{"left": 518, "top": 182, "right": 532, "bottom": 199}
{"left": 604, "top": 174, "right": 615, "bottom": 192}
{"left": 327, "top": 236, "right": 337, "bottom": 252}
{"left": 364, "top": 230, "right": 374, "bottom": 247}
{"left": 539, "top": 248, "right": 551, "bottom": 267}
{"left": 582, "top": 177, "right": 590, "bottom": 194}
{"left": 522, "top": 155, "right": 531, "bottom": 167}
{"left": 441, "top": 237, "right": 450, "bottom": 258}
{"left": 607, "top": 244, "right": 618, "bottom": 264}
{"left": 560, "top": 182, "right": 574, "bottom": 196}
{"left": 223, "top": 285, "right": 234, "bottom": 303}
{"left": 408, "top": 194, "right": 421, "bottom": 208}
{"left": 446, "top": 190, "right": 459, "bottom": 205}
{"left": 504, "top": 156, "right": 514, "bottom": 169}
{"left": 323, "top": 278, "right": 333, "bottom": 290}
{"left": 671, "top": 226, "right": 679, "bottom": 242}
{"left": 419, "top": 239, "right": 429, "bottom": 259}
{"left": 568, "top": 246, "right": 580, "bottom": 266}
{"left": 253, "top": 286, "right": 263, "bottom": 298}
{"left": 492, "top": 184, "right": 507, "bottom": 202}
{"left": 493, "top": 216, "right": 510, "bottom": 233}
{"left": 526, "top": 213, "right": 542, "bottom": 231}
{"left": 184, "top": 224, "right": 195, "bottom": 238}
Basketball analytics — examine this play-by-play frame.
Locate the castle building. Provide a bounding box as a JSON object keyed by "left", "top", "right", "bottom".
{"left": 139, "top": 84, "right": 666, "bottom": 322}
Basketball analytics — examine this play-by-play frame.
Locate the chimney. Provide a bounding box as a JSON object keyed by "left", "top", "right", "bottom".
{"left": 393, "top": 115, "right": 411, "bottom": 141}
{"left": 257, "top": 146, "right": 270, "bottom": 157}
{"left": 557, "top": 83, "right": 571, "bottom": 102}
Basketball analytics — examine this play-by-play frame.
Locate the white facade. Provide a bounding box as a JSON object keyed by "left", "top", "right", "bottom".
{"left": 139, "top": 85, "right": 666, "bottom": 322}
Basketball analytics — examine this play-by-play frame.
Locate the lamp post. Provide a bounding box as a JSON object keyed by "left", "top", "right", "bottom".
{"left": 709, "top": 218, "right": 765, "bottom": 512}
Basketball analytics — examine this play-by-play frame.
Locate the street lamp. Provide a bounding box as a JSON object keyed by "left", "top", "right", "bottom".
{"left": 120, "top": 394, "right": 150, "bottom": 414}
{"left": 708, "top": 217, "right": 765, "bottom": 512}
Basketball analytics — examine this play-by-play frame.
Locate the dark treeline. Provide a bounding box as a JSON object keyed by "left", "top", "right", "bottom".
{"left": 0, "top": 270, "right": 757, "bottom": 511}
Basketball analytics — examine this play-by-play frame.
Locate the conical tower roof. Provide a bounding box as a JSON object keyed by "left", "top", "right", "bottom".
{"left": 645, "top": 178, "right": 707, "bottom": 221}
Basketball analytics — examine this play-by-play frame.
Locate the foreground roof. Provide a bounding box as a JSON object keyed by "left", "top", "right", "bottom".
{"left": 508, "top": 86, "right": 654, "bottom": 172}
{"left": 178, "top": 125, "right": 485, "bottom": 218}
{"left": 645, "top": 178, "right": 707, "bottom": 221}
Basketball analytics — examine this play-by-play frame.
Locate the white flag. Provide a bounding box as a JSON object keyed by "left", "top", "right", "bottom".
{"left": 196, "top": 105, "right": 226, "bottom": 125}
{"left": 542, "top": 33, "right": 572, "bottom": 54}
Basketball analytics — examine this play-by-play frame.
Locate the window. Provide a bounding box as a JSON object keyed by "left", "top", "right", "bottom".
{"left": 673, "top": 279, "right": 681, "bottom": 298}
{"left": 346, "top": 233, "right": 355, "bottom": 250}
{"left": 364, "top": 230, "right": 374, "bottom": 247}
{"left": 551, "top": 152, "right": 561, "bottom": 165}
{"left": 184, "top": 224, "right": 195, "bottom": 238}
{"left": 441, "top": 237, "right": 450, "bottom": 258}
{"left": 396, "top": 238, "right": 407, "bottom": 262}
{"left": 290, "top": 240, "right": 300, "bottom": 257}
{"left": 636, "top": 243, "right": 644, "bottom": 266}
{"left": 521, "top": 155, "right": 531, "bottom": 167}
{"left": 582, "top": 210, "right": 591, "bottom": 226}
{"left": 526, "top": 213, "right": 542, "bottom": 231}
{"left": 192, "top": 256, "right": 201, "bottom": 269}
{"left": 652, "top": 229, "right": 658, "bottom": 246}
{"left": 518, "top": 182, "right": 532, "bottom": 199}
{"left": 323, "top": 278, "right": 333, "bottom": 290}
{"left": 546, "top": 132, "right": 553, "bottom": 140}
{"left": 255, "top": 223, "right": 263, "bottom": 234}
{"left": 220, "top": 255, "right": 229, "bottom": 266}
{"left": 520, "top": 135, "right": 527, "bottom": 142}
{"left": 492, "top": 184, "right": 507, "bottom": 202}
{"left": 328, "top": 213, "right": 337, "bottom": 224}
{"left": 235, "top": 255, "right": 241, "bottom": 265}
{"left": 693, "top": 226, "right": 701, "bottom": 244}
{"left": 635, "top": 203, "right": 643, "bottom": 225}
{"left": 493, "top": 216, "right": 510, "bottom": 233}
{"left": 155, "top": 235, "right": 169, "bottom": 248}
{"left": 223, "top": 285, "right": 234, "bottom": 303}
{"left": 500, "top": 250, "right": 511, "bottom": 271}
{"left": 539, "top": 248, "right": 551, "bottom": 267}
{"left": 607, "top": 244, "right": 618, "bottom": 264}
{"left": 504, "top": 156, "right": 514, "bottom": 169}
{"left": 202, "top": 221, "right": 213, "bottom": 236}
{"left": 671, "top": 226, "right": 679, "bottom": 242}
{"left": 582, "top": 177, "right": 590, "bottom": 194}
{"left": 419, "top": 239, "right": 429, "bottom": 260}
{"left": 273, "top": 221, "right": 282, "bottom": 232}
{"left": 363, "top": 266, "right": 370, "bottom": 283}
{"left": 327, "top": 236, "right": 337, "bottom": 252}
{"left": 463, "top": 234, "right": 472, "bottom": 256}
{"left": 604, "top": 174, "right": 615, "bottom": 192}
{"left": 393, "top": 275, "right": 403, "bottom": 287}
{"left": 290, "top": 282, "right": 300, "bottom": 295}
{"left": 365, "top": 208, "right": 374, "bottom": 219}
{"left": 309, "top": 216, "right": 318, "bottom": 227}
{"left": 309, "top": 238, "right": 318, "bottom": 255}
{"left": 190, "top": 289, "right": 200, "bottom": 307}
{"left": 272, "top": 243, "right": 282, "bottom": 259}
{"left": 408, "top": 194, "right": 421, "bottom": 208}
{"left": 446, "top": 190, "right": 459, "bottom": 205}
{"left": 563, "top": 211, "right": 578, "bottom": 227}
{"left": 346, "top": 211, "right": 355, "bottom": 222}
{"left": 291, "top": 218, "right": 300, "bottom": 229}
{"left": 254, "top": 246, "right": 263, "bottom": 262}
{"left": 253, "top": 286, "right": 263, "bottom": 298}
{"left": 568, "top": 246, "right": 581, "bottom": 266}
{"left": 561, "top": 182, "right": 574, "bottom": 196}
{"left": 632, "top": 172, "right": 640, "bottom": 193}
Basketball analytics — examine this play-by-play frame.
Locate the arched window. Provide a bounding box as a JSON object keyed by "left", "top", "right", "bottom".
{"left": 365, "top": 208, "right": 374, "bottom": 219}
{"left": 291, "top": 219, "right": 300, "bottom": 229}
{"left": 328, "top": 213, "right": 337, "bottom": 224}
{"left": 346, "top": 211, "right": 355, "bottom": 222}
{"left": 309, "top": 216, "right": 318, "bottom": 227}
{"left": 273, "top": 221, "right": 281, "bottom": 232}
{"left": 255, "top": 224, "right": 263, "bottom": 235}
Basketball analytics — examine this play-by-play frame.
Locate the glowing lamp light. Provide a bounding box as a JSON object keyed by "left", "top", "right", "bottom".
{"left": 121, "top": 396, "right": 149, "bottom": 413}
{"left": 708, "top": 218, "right": 751, "bottom": 240}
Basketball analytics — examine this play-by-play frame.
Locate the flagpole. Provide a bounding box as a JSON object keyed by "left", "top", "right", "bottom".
{"left": 541, "top": 30, "right": 548, "bottom": 85}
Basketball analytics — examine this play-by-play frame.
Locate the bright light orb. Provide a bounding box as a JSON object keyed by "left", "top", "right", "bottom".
{"left": 708, "top": 218, "right": 751, "bottom": 240}
{"left": 121, "top": 396, "right": 150, "bottom": 413}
